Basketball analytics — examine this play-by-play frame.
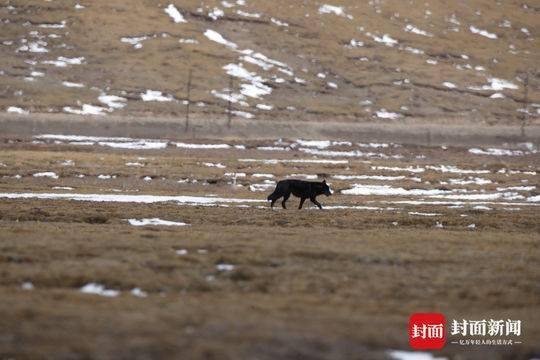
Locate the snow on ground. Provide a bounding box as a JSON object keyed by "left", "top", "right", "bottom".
{"left": 208, "top": 8, "right": 224, "bottom": 20}
{"left": 203, "top": 162, "right": 226, "bottom": 168}
{"left": 33, "top": 172, "right": 59, "bottom": 179}
{"left": 333, "top": 175, "right": 419, "bottom": 182}
{"left": 42, "top": 56, "right": 85, "bottom": 67}
{"left": 121, "top": 36, "right": 148, "bottom": 49}
{"left": 469, "top": 26, "right": 497, "bottom": 39}
{"left": 469, "top": 147, "right": 529, "bottom": 156}
{"left": 366, "top": 33, "right": 398, "bottom": 47}
{"left": 232, "top": 110, "right": 255, "bottom": 118}
{"left": 318, "top": 4, "right": 353, "bottom": 19}
{"left": 371, "top": 166, "right": 425, "bottom": 173}
{"left": 98, "top": 94, "right": 127, "bottom": 109}
{"left": 446, "top": 177, "right": 492, "bottom": 185}
{"left": 0, "top": 193, "right": 263, "bottom": 205}
{"left": 204, "top": 29, "right": 238, "bottom": 49}
{"left": 376, "top": 109, "right": 402, "bottom": 119}
{"left": 299, "top": 147, "right": 402, "bottom": 159}
{"left": 443, "top": 82, "right": 457, "bottom": 89}
{"left": 236, "top": 10, "right": 260, "bottom": 18}
{"left": 239, "top": 159, "right": 348, "bottom": 164}
{"left": 271, "top": 18, "right": 289, "bottom": 27}
{"left": 164, "top": 4, "right": 187, "bottom": 23}
{"left": 216, "top": 263, "right": 235, "bottom": 271}
{"left": 409, "top": 212, "right": 441, "bottom": 217}
{"left": 141, "top": 90, "right": 173, "bottom": 102}
{"left": 7, "top": 106, "right": 29, "bottom": 115}
{"left": 80, "top": 283, "right": 120, "bottom": 297}
{"left": 127, "top": 218, "right": 189, "bottom": 226}
{"left": 63, "top": 104, "right": 108, "bottom": 116}
{"left": 174, "top": 142, "right": 231, "bottom": 149}
{"left": 404, "top": 24, "right": 433, "bottom": 37}
{"left": 295, "top": 139, "right": 351, "bottom": 148}
{"left": 469, "top": 77, "right": 518, "bottom": 91}
{"left": 62, "top": 81, "right": 84, "bottom": 88}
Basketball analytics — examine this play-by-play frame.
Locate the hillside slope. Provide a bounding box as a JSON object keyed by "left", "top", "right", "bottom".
{"left": 1, "top": 0, "right": 539, "bottom": 125}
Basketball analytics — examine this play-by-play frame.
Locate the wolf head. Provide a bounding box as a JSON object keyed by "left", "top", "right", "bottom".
{"left": 321, "top": 179, "right": 332, "bottom": 196}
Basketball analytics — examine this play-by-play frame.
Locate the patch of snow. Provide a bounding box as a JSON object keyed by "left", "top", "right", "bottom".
{"left": 62, "top": 81, "right": 84, "bottom": 88}
{"left": 17, "top": 42, "right": 48, "bottom": 53}
{"left": 404, "top": 24, "right": 433, "bottom": 37}
{"left": 7, "top": 106, "right": 29, "bottom": 115}
{"left": 216, "top": 263, "right": 235, "bottom": 271}
{"left": 21, "top": 282, "right": 34, "bottom": 290}
{"left": 128, "top": 218, "right": 189, "bottom": 226}
{"left": 426, "top": 165, "right": 490, "bottom": 174}
{"left": 239, "top": 159, "right": 348, "bottom": 164}
{"left": 64, "top": 104, "right": 108, "bottom": 116}
{"left": 236, "top": 10, "right": 260, "bottom": 18}
{"left": 443, "top": 82, "right": 457, "bottom": 89}
{"left": 80, "top": 283, "right": 119, "bottom": 297}
{"left": 164, "top": 4, "right": 187, "bottom": 23}
{"left": 0, "top": 193, "right": 263, "bottom": 207}
{"left": 376, "top": 110, "right": 402, "bottom": 119}
{"left": 271, "top": 18, "right": 288, "bottom": 27}
{"left": 256, "top": 104, "right": 273, "bottom": 110}
{"left": 409, "top": 212, "right": 441, "bottom": 217}
{"left": 179, "top": 38, "right": 199, "bottom": 44}
{"left": 42, "top": 57, "right": 85, "bottom": 67}
{"left": 232, "top": 110, "right": 255, "bottom": 119}
{"left": 372, "top": 166, "right": 425, "bottom": 173}
{"left": 319, "top": 4, "right": 352, "bottom": 19}
{"left": 141, "top": 90, "right": 172, "bottom": 102}
{"left": 327, "top": 82, "right": 338, "bottom": 89}
{"left": 203, "top": 162, "right": 226, "bottom": 169}
{"left": 98, "top": 94, "right": 127, "bottom": 109}
{"left": 175, "top": 142, "right": 231, "bottom": 149}
{"left": 33, "top": 172, "right": 59, "bottom": 179}
{"left": 130, "top": 288, "right": 147, "bottom": 297}
{"left": 208, "top": 7, "right": 224, "bottom": 20}
{"left": 342, "top": 184, "right": 450, "bottom": 196}
{"left": 447, "top": 177, "right": 492, "bottom": 185}
{"left": 204, "top": 29, "right": 237, "bottom": 49}
{"left": 470, "top": 26, "right": 497, "bottom": 39}
{"left": 367, "top": 33, "right": 398, "bottom": 47}
{"left": 38, "top": 21, "right": 66, "bottom": 29}
{"left": 333, "top": 175, "right": 408, "bottom": 181}
{"left": 469, "top": 148, "right": 525, "bottom": 156}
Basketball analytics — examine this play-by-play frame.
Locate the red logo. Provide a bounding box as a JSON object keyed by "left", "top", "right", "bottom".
{"left": 409, "top": 313, "right": 446, "bottom": 350}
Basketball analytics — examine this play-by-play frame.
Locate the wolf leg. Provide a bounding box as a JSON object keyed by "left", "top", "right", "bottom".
{"left": 281, "top": 193, "right": 290, "bottom": 209}
{"left": 298, "top": 197, "right": 306, "bottom": 209}
{"left": 310, "top": 196, "right": 322, "bottom": 209}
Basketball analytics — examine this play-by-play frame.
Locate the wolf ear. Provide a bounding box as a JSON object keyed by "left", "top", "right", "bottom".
{"left": 322, "top": 179, "right": 326, "bottom": 184}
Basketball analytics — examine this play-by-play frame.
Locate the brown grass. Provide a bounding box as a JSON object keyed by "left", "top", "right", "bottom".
{"left": 0, "top": 0, "right": 538, "bottom": 124}
{"left": 0, "top": 136, "right": 539, "bottom": 359}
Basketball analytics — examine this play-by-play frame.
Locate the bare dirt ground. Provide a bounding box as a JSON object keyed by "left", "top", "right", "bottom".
{"left": 0, "top": 126, "right": 539, "bottom": 359}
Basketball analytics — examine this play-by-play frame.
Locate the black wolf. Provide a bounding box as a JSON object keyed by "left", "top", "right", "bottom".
{"left": 267, "top": 179, "right": 332, "bottom": 209}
